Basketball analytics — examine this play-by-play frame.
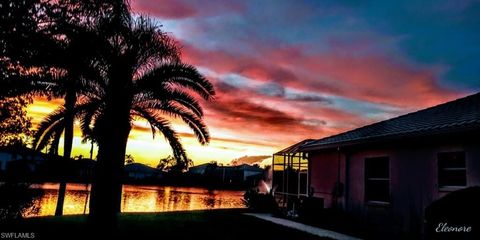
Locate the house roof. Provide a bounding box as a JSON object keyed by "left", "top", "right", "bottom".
{"left": 124, "top": 163, "right": 159, "bottom": 174}
{"left": 189, "top": 163, "right": 210, "bottom": 170}
{"left": 274, "top": 139, "right": 316, "bottom": 155}
{"left": 236, "top": 164, "right": 264, "bottom": 172}
{"left": 0, "top": 146, "right": 63, "bottom": 161}
{"left": 302, "top": 92, "right": 480, "bottom": 151}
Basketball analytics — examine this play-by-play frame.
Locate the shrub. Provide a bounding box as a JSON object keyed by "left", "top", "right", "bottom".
{"left": 243, "top": 188, "right": 278, "bottom": 213}
{"left": 0, "top": 182, "right": 42, "bottom": 221}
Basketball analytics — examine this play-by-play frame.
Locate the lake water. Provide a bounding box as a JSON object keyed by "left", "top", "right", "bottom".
{"left": 26, "top": 183, "right": 245, "bottom": 217}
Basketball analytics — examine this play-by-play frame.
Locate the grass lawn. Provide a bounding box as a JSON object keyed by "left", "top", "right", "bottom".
{"left": 0, "top": 209, "right": 331, "bottom": 240}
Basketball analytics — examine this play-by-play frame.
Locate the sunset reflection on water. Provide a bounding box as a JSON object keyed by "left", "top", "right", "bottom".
{"left": 26, "top": 183, "right": 245, "bottom": 217}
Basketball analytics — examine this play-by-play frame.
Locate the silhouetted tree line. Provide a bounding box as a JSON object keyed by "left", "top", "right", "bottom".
{"left": 0, "top": 97, "right": 33, "bottom": 147}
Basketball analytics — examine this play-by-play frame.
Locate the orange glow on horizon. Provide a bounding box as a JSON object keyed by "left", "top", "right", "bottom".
{"left": 26, "top": 97, "right": 280, "bottom": 166}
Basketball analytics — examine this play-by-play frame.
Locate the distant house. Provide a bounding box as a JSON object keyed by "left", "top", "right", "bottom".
{"left": 71, "top": 158, "right": 96, "bottom": 181}
{"left": 124, "top": 163, "right": 162, "bottom": 180}
{"left": 0, "top": 146, "right": 48, "bottom": 173}
{"left": 0, "top": 148, "right": 15, "bottom": 171}
{"left": 188, "top": 163, "right": 264, "bottom": 187}
{"left": 0, "top": 146, "right": 98, "bottom": 182}
{"left": 273, "top": 92, "right": 480, "bottom": 237}
{"left": 236, "top": 164, "right": 265, "bottom": 181}
{"left": 188, "top": 163, "right": 210, "bottom": 175}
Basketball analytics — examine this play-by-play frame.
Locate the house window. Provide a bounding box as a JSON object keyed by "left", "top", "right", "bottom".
{"left": 365, "top": 157, "right": 390, "bottom": 203}
{"left": 438, "top": 152, "right": 466, "bottom": 188}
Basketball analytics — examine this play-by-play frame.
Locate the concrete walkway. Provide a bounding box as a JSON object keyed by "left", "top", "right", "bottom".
{"left": 244, "top": 213, "right": 363, "bottom": 240}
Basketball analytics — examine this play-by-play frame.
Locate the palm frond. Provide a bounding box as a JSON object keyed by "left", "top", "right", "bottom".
{"left": 77, "top": 100, "right": 102, "bottom": 142}
{"left": 46, "top": 121, "right": 65, "bottom": 155}
{"left": 32, "top": 107, "right": 67, "bottom": 151}
{"left": 33, "top": 97, "right": 102, "bottom": 151}
{"left": 135, "top": 62, "right": 215, "bottom": 101}
{"left": 131, "top": 107, "right": 187, "bottom": 162}
{"left": 130, "top": 16, "right": 179, "bottom": 74}
{"left": 134, "top": 88, "right": 204, "bottom": 117}
{"left": 2, "top": 67, "right": 68, "bottom": 99}
{"left": 134, "top": 101, "right": 210, "bottom": 145}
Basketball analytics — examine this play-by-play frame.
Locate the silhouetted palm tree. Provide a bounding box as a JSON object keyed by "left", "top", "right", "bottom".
{"left": 1, "top": 0, "right": 106, "bottom": 216}
{"left": 32, "top": 12, "right": 215, "bottom": 224}
{"left": 32, "top": 10, "right": 115, "bottom": 216}
{"left": 4, "top": 0, "right": 214, "bottom": 227}
{"left": 32, "top": 99, "right": 99, "bottom": 216}
{"left": 81, "top": 9, "right": 215, "bottom": 226}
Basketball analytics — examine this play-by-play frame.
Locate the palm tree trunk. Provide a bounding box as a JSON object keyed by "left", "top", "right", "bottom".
{"left": 83, "top": 140, "right": 94, "bottom": 214}
{"left": 90, "top": 140, "right": 94, "bottom": 160}
{"left": 89, "top": 120, "right": 129, "bottom": 228}
{"left": 88, "top": 76, "right": 132, "bottom": 229}
{"left": 55, "top": 88, "right": 76, "bottom": 216}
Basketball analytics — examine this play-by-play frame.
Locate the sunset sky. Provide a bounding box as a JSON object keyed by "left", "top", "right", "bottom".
{"left": 27, "top": 0, "right": 480, "bottom": 167}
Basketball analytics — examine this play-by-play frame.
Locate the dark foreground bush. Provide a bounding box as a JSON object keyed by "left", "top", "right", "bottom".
{"left": 243, "top": 188, "right": 279, "bottom": 214}
{"left": 0, "top": 182, "right": 42, "bottom": 221}
{"left": 425, "top": 186, "right": 480, "bottom": 240}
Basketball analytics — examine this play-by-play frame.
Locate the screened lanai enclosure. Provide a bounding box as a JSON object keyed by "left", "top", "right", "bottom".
{"left": 272, "top": 140, "right": 314, "bottom": 212}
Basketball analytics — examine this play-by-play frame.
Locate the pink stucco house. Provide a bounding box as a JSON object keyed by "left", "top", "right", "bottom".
{"left": 273, "top": 92, "right": 480, "bottom": 237}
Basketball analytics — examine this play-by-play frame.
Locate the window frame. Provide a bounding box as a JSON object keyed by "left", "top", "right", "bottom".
{"left": 364, "top": 156, "right": 390, "bottom": 204}
{"left": 437, "top": 151, "right": 467, "bottom": 191}
{"left": 272, "top": 152, "right": 309, "bottom": 197}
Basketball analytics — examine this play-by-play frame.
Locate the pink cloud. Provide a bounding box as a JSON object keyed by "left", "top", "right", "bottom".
{"left": 181, "top": 41, "right": 463, "bottom": 109}
{"left": 131, "top": 0, "right": 245, "bottom": 19}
